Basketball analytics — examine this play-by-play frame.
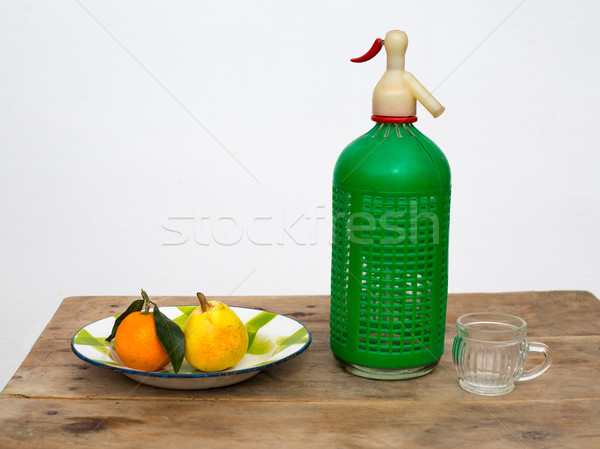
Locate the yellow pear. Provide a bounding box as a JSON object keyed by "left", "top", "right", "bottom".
{"left": 184, "top": 292, "right": 249, "bottom": 372}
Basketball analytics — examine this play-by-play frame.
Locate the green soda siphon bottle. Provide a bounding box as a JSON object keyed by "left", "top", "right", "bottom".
{"left": 330, "top": 30, "right": 451, "bottom": 379}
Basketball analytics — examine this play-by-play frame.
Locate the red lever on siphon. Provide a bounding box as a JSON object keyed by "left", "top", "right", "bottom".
{"left": 350, "top": 38, "right": 384, "bottom": 63}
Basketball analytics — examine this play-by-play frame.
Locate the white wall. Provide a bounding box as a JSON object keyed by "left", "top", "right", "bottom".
{"left": 1, "top": 0, "right": 598, "bottom": 390}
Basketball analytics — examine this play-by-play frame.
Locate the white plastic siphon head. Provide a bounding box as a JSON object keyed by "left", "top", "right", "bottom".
{"left": 371, "top": 30, "right": 445, "bottom": 118}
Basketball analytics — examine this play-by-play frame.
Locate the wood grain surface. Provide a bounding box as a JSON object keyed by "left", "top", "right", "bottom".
{"left": 1, "top": 291, "right": 599, "bottom": 448}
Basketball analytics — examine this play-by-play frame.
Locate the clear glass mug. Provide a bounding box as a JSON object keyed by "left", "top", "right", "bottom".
{"left": 452, "top": 312, "right": 552, "bottom": 396}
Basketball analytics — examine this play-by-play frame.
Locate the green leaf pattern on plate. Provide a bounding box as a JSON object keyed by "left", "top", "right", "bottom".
{"left": 273, "top": 328, "right": 309, "bottom": 356}
{"left": 73, "top": 328, "right": 111, "bottom": 358}
{"left": 245, "top": 311, "right": 277, "bottom": 349}
{"left": 173, "top": 306, "right": 196, "bottom": 329}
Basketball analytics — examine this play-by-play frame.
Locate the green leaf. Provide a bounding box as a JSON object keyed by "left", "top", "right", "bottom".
{"left": 105, "top": 299, "right": 144, "bottom": 342}
{"left": 152, "top": 302, "right": 185, "bottom": 373}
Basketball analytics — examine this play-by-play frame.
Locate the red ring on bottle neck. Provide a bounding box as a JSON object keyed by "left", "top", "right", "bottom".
{"left": 371, "top": 115, "right": 418, "bottom": 124}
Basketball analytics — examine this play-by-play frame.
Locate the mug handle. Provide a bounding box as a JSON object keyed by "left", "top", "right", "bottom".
{"left": 518, "top": 342, "right": 553, "bottom": 382}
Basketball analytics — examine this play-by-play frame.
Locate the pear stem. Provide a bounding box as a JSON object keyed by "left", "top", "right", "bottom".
{"left": 196, "top": 292, "right": 210, "bottom": 312}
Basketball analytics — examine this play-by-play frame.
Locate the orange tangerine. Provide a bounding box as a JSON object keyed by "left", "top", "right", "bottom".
{"left": 114, "top": 311, "right": 169, "bottom": 372}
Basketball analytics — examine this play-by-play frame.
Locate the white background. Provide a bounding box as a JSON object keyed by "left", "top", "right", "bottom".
{"left": 1, "top": 0, "right": 599, "bottom": 390}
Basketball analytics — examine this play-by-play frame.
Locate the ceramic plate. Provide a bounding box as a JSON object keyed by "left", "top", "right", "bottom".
{"left": 71, "top": 306, "right": 311, "bottom": 389}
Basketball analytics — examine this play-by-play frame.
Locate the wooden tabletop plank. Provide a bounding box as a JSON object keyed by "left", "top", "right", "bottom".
{"left": 35, "top": 291, "right": 600, "bottom": 343}
{"left": 1, "top": 397, "right": 598, "bottom": 449}
{"left": 3, "top": 291, "right": 598, "bottom": 402}
{"left": 4, "top": 332, "right": 598, "bottom": 403}
{"left": 1, "top": 291, "right": 599, "bottom": 448}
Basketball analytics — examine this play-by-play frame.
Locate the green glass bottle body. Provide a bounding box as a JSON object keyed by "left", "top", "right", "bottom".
{"left": 330, "top": 121, "right": 451, "bottom": 379}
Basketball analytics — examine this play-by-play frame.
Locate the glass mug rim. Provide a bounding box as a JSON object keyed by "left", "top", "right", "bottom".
{"left": 456, "top": 312, "right": 527, "bottom": 342}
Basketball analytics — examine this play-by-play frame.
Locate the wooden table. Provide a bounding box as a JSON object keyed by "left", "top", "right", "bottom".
{"left": 1, "top": 291, "right": 599, "bottom": 448}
